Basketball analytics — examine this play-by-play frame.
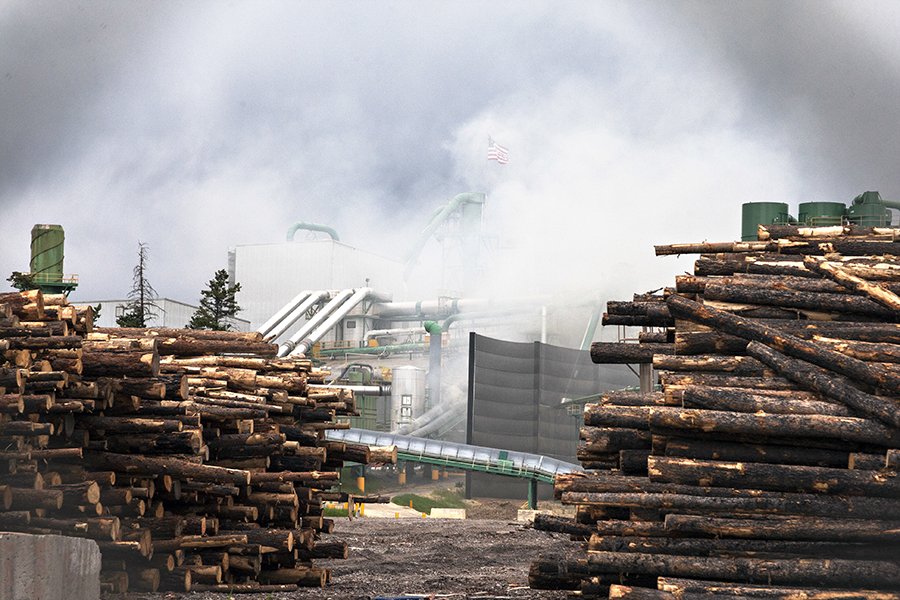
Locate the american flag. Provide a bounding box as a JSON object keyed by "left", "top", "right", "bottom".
{"left": 488, "top": 137, "right": 509, "bottom": 164}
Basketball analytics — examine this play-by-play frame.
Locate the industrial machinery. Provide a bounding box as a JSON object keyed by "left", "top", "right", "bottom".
{"left": 742, "top": 191, "right": 900, "bottom": 240}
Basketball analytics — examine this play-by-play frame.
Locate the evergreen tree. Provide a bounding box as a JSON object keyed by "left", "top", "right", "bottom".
{"left": 116, "top": 242, "right": 159, "bottom": 327}
{"left": 187, "top": 269, "right": 242, "bottom": 331}
{"left": 7, "top": 271, "right": 38, "bottom": 291}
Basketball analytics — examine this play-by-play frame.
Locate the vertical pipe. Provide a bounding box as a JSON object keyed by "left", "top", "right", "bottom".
{"left": 426, "top": 322, "right": 442, "bottom": 409}
{"left": 540, "top": 306, "right": 548, "bottom": 344}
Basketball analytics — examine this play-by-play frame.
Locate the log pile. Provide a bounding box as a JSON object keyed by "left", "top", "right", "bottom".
{"left": 531, "top": 224, "right": 900, "bottom": 598}
{"left": 0, "top": 291, "right": 382, "bottom": 593}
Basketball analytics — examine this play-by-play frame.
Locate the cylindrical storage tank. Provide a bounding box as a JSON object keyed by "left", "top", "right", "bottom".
{"left": 741, "top": 202, "right": 790, "bottom": 241}
{"left": 798, "top": 202, "right": 846, "bottom": 227}
{"left": 390, "top": 366, "right": 425, "bottom": 430}
{"left": 30, "top": 224, "right": 65, "bottom": 283}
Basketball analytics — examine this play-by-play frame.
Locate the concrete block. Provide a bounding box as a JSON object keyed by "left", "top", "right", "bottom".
{"left": 0, "top": 533, "right": 101, "bottom": 600}
{"left": 429, "top": 508, "right": 466, "bottom": 519}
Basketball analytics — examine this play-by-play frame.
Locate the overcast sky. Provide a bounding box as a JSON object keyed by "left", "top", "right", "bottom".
{"left": 2, "top": 1, "right": 899, "bottom": 313}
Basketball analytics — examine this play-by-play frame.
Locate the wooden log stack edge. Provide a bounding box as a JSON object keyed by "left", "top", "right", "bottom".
{"left": 532, "top": 225, "right": 900, "bottom": 598}
{"left": 0, "top": 292, "right": 395, "bottom": 594}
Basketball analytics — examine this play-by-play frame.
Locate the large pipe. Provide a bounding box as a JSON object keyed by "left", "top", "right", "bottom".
{"left": 290, "top": 287, "right": 392, "bottom": 357}
{"left": 400, "top": 193, "right": 485, "bottom": 282}
{"left": 424, "top": 321, "right": 442, "bottom": 409}
{"left": 263, "top": 290, "right": 331, "bottom": 342}
{"left": 286, "top": 222, "right": 340, "bottom": 242}
{"left": 279, "top": 289, "right": 355, "bottom": 356}
{"left": 257, "top": 290, "right": 313, "bottom": 338}
{"left": 363, "top": 327, "right": 425, "bottom": 342}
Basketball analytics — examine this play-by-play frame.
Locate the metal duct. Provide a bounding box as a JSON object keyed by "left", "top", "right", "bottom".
{"left": 289, "top": 287, "right": 393, "bottom": 357}
{"left": 278, "top": 289, "right": 355, "bottom": 357}
{"left": 257, "top": 290, "right": 312, "bottom": 338}
{"left": 261, "top": 290, "right": 331, "bottom": 343}
{"left": 286, "top": 222, "right": 340, "bottom": 242}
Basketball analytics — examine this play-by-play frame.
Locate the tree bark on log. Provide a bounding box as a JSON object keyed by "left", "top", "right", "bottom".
{"left": 665, "top": 513, "right": 900, "bottom": 542}
{"left": 805, "top": 256, "right": 900, "bottom": 313}
{"left": 648, "top": 407, "right": 900, "bottom": 447}
{"left": 658, "top": 576, "right": 900, "bottom": 599}
{"left": 667, "top": 294, "right": 900, "bottom": 426}
{"left": 679, "top": 385, "right": 850, "bottom": 416}
{"left": 665, "top": 437, "right": 852, "bottom": 468}
{"left": 584, "top": 405, "right": 651, "bottom": 430}
{"left": 703, "top": 282, "right": 897, "bottom": 319}
{"left": 648, "top": 455, "right": 900, "bottom": 497}
{"left": 564, "top": 490, "right": 900, "bottom": 519}
{"left": 85, "top": 452, "right": 251, "bottom": 485}
{"left": 746, "top": 341, "right": 900, "bottom": 429}
{"left": 591, "top": 343, "right": 674, "bottom": 364}
{"left": 569, "top": 551, "right": 900, "bottom": 588}
{"left": 653, "top": 355, "right": 770, "bottom": 375}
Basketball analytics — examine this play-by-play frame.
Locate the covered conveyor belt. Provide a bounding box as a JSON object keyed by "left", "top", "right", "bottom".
{"left": 324, "top": 428, "right": 582, "bottom": 484}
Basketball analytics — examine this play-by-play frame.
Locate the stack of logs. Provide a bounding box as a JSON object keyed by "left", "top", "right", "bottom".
{"left": 0, "top": 290, "right": 390, "bottom": 594}
{"left": 531, "top": 223, "right": 900, "bottom": 598}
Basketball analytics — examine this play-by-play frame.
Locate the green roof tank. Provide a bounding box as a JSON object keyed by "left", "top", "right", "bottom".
{"left": 741, "top": 202, "right": 792, "bottom": 241}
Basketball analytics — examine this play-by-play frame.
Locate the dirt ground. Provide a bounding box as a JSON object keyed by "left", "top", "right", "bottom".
{"left": 106, "top": 485, "right": 579, "bottom": 600}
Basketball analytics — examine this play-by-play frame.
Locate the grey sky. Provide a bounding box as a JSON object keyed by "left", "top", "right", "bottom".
{"left": 2, "top": 1, "right": 898, "bottom": 311}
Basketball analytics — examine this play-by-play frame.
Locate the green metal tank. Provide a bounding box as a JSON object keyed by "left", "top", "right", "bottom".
{"left": 28, "top": 224, "right": 77, "bottom": 295}
{"left": 741, "top": 202, "right": 791, "bottom": 241}
{"left": 30, "top": 224, "right": 65, "bottom": 283}
{"left": 798, "top": 202, "right": 846, "bottom": 227}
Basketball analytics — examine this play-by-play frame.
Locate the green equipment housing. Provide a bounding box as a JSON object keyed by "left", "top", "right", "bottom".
{"left": 741, "top": 191, "right": 900, "bottom": 241}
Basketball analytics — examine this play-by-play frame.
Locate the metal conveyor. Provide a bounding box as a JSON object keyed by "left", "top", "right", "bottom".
{"left": 324, "top": 428, "right": 582, "bottom": 485}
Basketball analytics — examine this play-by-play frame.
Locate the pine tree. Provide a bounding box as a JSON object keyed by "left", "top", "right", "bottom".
{"left": 116, "top": 242, "right": 159, "bottom": 327}
{"left": 187, "top": 269, "right": 242, "bottom": 331}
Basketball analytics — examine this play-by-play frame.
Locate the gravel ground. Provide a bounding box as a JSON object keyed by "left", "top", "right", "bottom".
{"left": 106, "top": 513, "right": 577, "bottom": 600}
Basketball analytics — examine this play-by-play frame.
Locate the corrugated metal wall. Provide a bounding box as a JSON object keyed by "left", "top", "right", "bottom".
{"left": 466, "top": 332, "right": 636, "bottom": 499}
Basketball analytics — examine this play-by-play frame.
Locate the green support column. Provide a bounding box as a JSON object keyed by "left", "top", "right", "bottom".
{"left": 527, "top": 479, "right": 538, "bottom": 510}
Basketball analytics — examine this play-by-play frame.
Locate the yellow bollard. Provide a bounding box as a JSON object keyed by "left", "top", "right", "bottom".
{"left": 395, "top": 512, "right": 399, "bottom": 518}
{"left": 442, "top": 470, "right": 448, "bottom": 479}
{"left": 398, "top": 469, "right": 406, "bottom": 485}
{"left": 360, "top": 503, "right": 365, "bottom": 517}
{"left": 431, "top": 469, "right": 439, "bottom": 481}
{"left": 357, "top": 476, "right": 365, "bottom": 492}
{"left": 409, "top": 500, "right": 413, "bottom": 508}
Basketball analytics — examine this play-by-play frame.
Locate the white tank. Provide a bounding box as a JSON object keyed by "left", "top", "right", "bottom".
{"left": 390, "top": 366, "right": 426, "bottom": 430}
